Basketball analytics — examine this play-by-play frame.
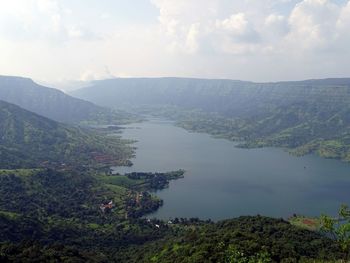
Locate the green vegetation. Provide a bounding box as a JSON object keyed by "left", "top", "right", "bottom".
{"left": 0, "top": 100, "right": 133, "bottom": 169}
{"left": 99, "top": 174, "right": 144, "bottom": 188}
{"left": 97, "top": 170, "right": 185, "bottom": 217}
{"left": 124, "top": 170, "right": 185, "bottom": 190}
{"left": 99, "top": 170, "right": 185, "bottom": 191}
{"left": 222, "top": 245, "right": 271, "bottom": 263}
{"left": 0, "top": 167, "right": 344, "bottom": 262}
{"left": 320, "top": 204, "right": 350, "bottom": 261}
{"left": 289, "top": 215, "right": 321, "bottom": 231}
{"left": 0, "top": 168, "right": 173, "bottom": 262}
{"left": 1, "top": 76, "right": 349, "bottom": 261}
{"left": 0, "top": 168, "right": 41, "bottom": 177}
{"left": 124, "top": 216, "right": 342, "bottom": 262}
{"left": 133, "top": 105, "right": 350, "bottom": 163}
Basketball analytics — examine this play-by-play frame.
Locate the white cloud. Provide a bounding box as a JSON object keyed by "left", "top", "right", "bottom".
{"left": 36, "top": 0, "right": 59, "bottom": 14}
{"left": 264, "top": 14, "right": 289, "bottom": 37}
{"left": 0, "top": 0, "right": 97, "bottom": 42}
{"left": 1, "top": 0, "right": 350, "bottom": 83}
{"left": 286, "top": 0, "right": 341, "bottom": 50}
{"left": 185, "top": 23, "right": 201, "bottom": 54}
{"left": 149, "top": 0, "right": 350, "bottom": 56}
{"left": 80, "top": 67, "right": 115, "bottom": 82}
{"left": 335, "top": 1, "right": 350, "bottom": 48}
{"left": 216, "top": 13, "right": 248, "bottom": 35}
{"left": 216, "top": 13, "right": 260, "bottom": 43}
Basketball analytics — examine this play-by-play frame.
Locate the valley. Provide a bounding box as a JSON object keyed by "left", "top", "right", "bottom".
{"left": 1, "top": 76, "right": 350, "bottom": 262}
{"left": 72, "top": 78, "right": 350, "bottom": 163}
{"left": 3, "top": 0, "right": 350, "bottom": 260}
{"left": 113, "top": 118, "right": 350, "bottom": 220}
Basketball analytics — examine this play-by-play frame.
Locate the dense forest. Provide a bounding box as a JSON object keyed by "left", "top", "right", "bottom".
{"left": 0, "top": 169, "right": 344, "bottom": 262}
{"left": 72, "top": 77, "right": 350, "bottom": 162}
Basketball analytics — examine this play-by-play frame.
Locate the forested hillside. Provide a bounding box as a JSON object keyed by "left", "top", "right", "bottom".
{"left": 72, "top": 77, "right": 350, "bottom": 161}
{"left": 0, "top": 169, "right": 343, "bottom": 262}
{"left": 0, "top": 75, "right": 133, "bottom": 124}
{"left": 0, "top": 100, "right": 133, "bottom": 168}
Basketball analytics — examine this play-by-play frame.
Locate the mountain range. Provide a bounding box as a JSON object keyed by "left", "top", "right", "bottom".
{"left": 71, "top": 77, "right": 350, "bottom": 117}
{"left": 71, "top": 77, "right": 350, "bottom": 162}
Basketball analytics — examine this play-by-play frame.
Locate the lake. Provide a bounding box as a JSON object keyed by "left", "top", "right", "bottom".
{"left": 114, "top": 119, "right": 350, "bottom": 221}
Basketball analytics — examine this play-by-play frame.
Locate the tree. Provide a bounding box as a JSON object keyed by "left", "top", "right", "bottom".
{"left": 220, "top": 243, "right": 271, "bottom": 263}
{"left": 320, "top": 204, "right": 350, "bottom": 261}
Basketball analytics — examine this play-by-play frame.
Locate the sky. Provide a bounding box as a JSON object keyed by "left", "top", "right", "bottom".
{"left": 0, "top": 0, "right": 350, "bottom": 87}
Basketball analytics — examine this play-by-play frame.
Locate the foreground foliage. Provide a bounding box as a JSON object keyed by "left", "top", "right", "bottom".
{"left": 0, "top": 169, "right": 344, "bottom": 262}
{"left": 320, "top": 204, "right": 350, "bottom": 261}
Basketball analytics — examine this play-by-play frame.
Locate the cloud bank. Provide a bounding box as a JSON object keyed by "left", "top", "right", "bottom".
{"left": 0, "top": 0, "right": 349, "bottom": 84}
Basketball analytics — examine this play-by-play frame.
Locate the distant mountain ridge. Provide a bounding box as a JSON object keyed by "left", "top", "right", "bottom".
{"left": 0, "top": 75, "right": 129, "bottom": 124}
{"left": 71, "top": 77, "right": 350, "bottom": 162}
{"left": 71, "top": 77, "right": 350, "bottom": 118}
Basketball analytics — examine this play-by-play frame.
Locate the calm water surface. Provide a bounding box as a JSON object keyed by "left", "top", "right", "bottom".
{"left": 114, "top": 119, "right": 350, "bottom": 220}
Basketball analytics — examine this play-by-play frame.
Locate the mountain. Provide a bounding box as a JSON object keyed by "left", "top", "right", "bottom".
{"left": 0, "top": 75, "right": 131, "bottom": 124}
{"left": 0, "top": 100, "right": 132, "bottom": 169}
{"left": 71, "top": 77, "right": 350, "bottom": 162}
{"left": 71, "top": 77, "right": 255, "bottom": 113}
{"left": 71, "top": 77, "right": 350, "bottom": 118}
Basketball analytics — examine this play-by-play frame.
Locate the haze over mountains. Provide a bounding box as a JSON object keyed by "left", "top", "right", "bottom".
{"left": 0, "top": 75, "right": 130, "bottom": 124}
{"left": 72, "top": 77, "right": 350, "bottom": 162}
{"left": 71, "top": 77, "right": 350, "bottom": 116}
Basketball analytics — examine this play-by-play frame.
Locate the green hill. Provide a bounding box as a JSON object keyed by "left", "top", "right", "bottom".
{"left": 0, "top": 100, "right": 133, "bottom": 169}
{"left": 0, "top": 75, "right": 133, "bottom": 124}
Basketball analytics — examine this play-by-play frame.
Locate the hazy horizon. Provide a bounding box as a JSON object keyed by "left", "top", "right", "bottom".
{"left": 30, "top": 75, "right": 350, "bottom": 92}
{"left": 1, "top": 0, "right": 350, "bottom": 88}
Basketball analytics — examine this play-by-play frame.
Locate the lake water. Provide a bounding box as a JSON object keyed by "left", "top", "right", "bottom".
{"left": 114, "top": 119, "right": 350, "bottom": 221}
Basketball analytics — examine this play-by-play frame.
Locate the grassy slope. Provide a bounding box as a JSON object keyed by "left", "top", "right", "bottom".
{"left": 0, "top": 100, "right": 133, "bottom": 169}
